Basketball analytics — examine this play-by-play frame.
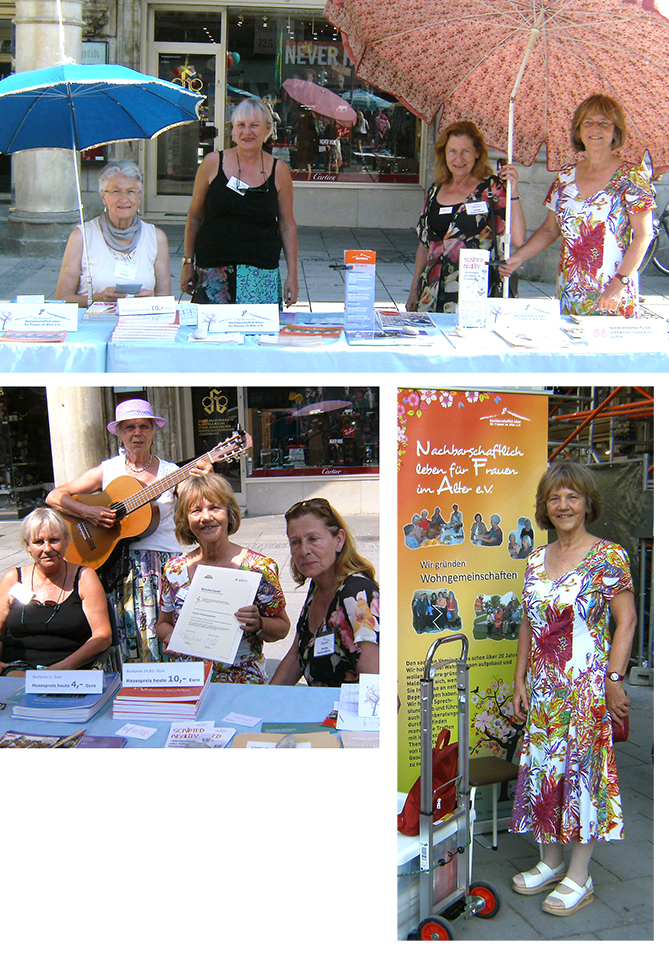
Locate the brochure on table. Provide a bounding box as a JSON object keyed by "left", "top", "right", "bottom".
{"left": 458, "top": 248, "right": 489, "bottom": 327}
{"left": 344, "top": 250, "right": 376, "bottom": 335}
{"left": 0, "top": 302, "right": 79, "bottom": 332}
{"left": 168, "top": 565, "right": 262, "bottom": 664}
{"left": 116, "top": 296, "right": 176, "bottom": 317}
{"left": 197, "top": 303, "right": 280, "bottom": 334}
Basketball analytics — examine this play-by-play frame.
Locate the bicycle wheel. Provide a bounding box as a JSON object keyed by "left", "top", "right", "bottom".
{"left": 652, "top": 216, "right": 669, "bottom": 275}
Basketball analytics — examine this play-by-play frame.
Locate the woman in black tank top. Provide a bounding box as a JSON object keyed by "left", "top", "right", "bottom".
{"left": 0, "top": 508, "right": 111, "bottom": 675}
{"left": 180, "top": 98, "right": 299, "bottom": 307}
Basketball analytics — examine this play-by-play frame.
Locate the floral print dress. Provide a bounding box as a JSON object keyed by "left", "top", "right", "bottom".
{"left": 415, "top": 175, "right": 507, "bottom": 312}
{"left": 509, "top": 540, "right": 633, "bottom": 843}
{"left": 159, "top": 549, "right": 286, "bottom": 684}
{"left": 295, "top": 573, "right": 379, "bottom": 686}
{"left": 545, "top": 162, "right": 654, "bottom": 317}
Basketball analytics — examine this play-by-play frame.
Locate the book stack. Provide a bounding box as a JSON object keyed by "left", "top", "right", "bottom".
{"left": 12, "top": 673, "right": 122, "bottom": 723}
{"left": 112, "top": 661, "right": 213, "bottom": 720}
{"left": 111, "top": 310, "right": 179, "bottom": 341}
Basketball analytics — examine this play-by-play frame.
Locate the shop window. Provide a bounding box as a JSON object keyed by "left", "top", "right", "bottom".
{"left": 225, "top": 9, "right": 419, "bottom": 184}
{"left": 191, "top": 387, "right": 243, "bottom": 492}
{"left": 0, "top": 388, "right": 53, "bottom": 519}
{"left": 247, "top": 386, "right": 378, "bottom": 476}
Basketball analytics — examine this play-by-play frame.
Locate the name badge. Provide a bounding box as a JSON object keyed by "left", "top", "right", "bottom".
{"left": 114, "top": 261, "right": 138, "bottom": 282}
{"left": 439, "top": 206, "right": 453, "bottom": 215}
{"left": 8, "top": 581, "right": 34, "bottom": 605}
{"left": 228, "top": 177, "right": 248, "bottom": 195}
{"left": 466, "top": 201, "right": 489, "bottom": 215}
{"left": 313, "top": 632, "right": 336, "bottom": 658}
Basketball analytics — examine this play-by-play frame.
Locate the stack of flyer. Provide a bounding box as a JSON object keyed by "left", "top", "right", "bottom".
{"left": 112, "top": 661, "right": 213, "bottom": 720}
{"left": 12, "top": 672, "right": 121, "bottom": 723}
{"left": 111, "top": 297, "right": 179, "bottom": 342}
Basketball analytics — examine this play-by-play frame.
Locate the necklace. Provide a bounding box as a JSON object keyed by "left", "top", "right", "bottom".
{"left": 125, "top": 453, "right": 154, "bottom": 474}
{"left": 237, "top": 150, "right": 268, "bottom": 191}
{"left": 22, "top": 562, "right": 68, "bottom": 627}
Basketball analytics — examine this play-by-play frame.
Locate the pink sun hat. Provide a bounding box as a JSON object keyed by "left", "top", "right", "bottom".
{"left": 107, "top": 398, "right": 167, "bottom": 435}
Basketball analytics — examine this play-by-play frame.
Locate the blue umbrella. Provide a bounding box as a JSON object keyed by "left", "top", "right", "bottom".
{"left": 0, "top": 63, "right": 203, "bottom": 153}
{"left": 0, "top": 62, "right": 203, "bottom": 304}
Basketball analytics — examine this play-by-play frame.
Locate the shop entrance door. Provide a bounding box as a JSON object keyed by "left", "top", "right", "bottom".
{"left": 145, "top": 12, "right": 223, "bottom": 214}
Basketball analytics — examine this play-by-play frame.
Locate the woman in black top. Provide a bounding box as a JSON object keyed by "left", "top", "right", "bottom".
{"left": 270, "top": 498, "right": 379, "bottom": 687}
{"left": 180, "top": 98, "right": 298, "bottom": 306}
{"left": 0, "top": 508, "right": 111, "bottom": 675}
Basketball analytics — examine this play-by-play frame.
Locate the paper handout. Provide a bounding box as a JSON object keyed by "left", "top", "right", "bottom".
{"left": 168, "top": 565, "right": 262, "bottom": 665}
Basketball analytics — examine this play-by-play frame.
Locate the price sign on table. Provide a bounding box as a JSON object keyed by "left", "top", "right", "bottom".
{"left": 25, "top": 669, "right": 103, "bottom": 694}
{"left": 121, "top": 662, "right": 205, "bottom": 688}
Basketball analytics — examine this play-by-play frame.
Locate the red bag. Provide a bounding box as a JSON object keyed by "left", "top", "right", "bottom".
{"left": 397, "top": 728, "right": 459, "bottom": 836}
{"left": 612, "top": 711, "right": 629, "bottom": 743}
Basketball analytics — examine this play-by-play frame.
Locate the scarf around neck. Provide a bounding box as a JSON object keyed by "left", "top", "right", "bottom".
{"left": 99, "top": 208, "right": 142, "bottom": 253}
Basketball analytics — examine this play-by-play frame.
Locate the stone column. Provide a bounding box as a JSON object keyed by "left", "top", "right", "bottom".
{"left": 47, "top": 386, "right": 107, "bottom": 485}
{"left": 4, "top": 1, "right": 84, "bottom": 256}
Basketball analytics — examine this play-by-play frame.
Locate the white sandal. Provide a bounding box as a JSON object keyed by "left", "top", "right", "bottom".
{"left": 512, "top": 860, "right": 567, "bottom": 895}
{"left": 541, "top": 875, "right": 594, "bottom": 916}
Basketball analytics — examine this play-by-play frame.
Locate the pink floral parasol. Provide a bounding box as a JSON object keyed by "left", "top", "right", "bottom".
{"left": 325, "top": 0, "right": 669, "bottom": 172}
{"left": 282, "top": 78, "right": 357, "bottom": 125}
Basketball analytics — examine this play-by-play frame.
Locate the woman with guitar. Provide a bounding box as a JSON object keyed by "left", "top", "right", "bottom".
{"left": 46, "top": 399, "right": 219, "bottom": 663}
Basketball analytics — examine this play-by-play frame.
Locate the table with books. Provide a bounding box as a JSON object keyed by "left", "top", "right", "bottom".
{"left": 0, "top": 675, "right": 350, "bottom": 748}
{"left": 4, "top": 305, "right": 667, "bottom": 373}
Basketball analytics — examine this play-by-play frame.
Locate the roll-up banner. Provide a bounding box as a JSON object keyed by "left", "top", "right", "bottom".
{"left": 397, "top": 388, "right": 548, "bottom": 792}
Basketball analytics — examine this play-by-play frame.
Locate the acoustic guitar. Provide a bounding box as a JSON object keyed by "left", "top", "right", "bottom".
{"left": 62, "top": 430, "right": 252, "bottom": 569}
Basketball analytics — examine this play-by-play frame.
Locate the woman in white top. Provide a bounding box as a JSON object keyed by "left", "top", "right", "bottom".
{"left": 56, "top": 160, "right": 171, "bottom": 307}
{"left": 46, "top": 399, "right": 211, "bottom": 662}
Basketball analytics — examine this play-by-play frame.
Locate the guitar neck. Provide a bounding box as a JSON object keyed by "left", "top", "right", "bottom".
{"left": 119, "top": 454, "right": 211, "bottom": 514}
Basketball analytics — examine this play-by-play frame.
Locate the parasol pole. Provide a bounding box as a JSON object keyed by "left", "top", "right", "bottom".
{"left": 504, "top": 25, "right": 540, "bottom": 296}
{"left": 55, "top": 0, "right": 93, "bottom": 305}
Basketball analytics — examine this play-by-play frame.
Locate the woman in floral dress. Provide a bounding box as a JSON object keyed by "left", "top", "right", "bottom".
{"left": 510, "top": 463, "right": 637, "bottom": 916}
{"left": 501, "top": 94, "right": 655, "bottom": 317}
{"left": 406, "top": 120, "right": 525, "bottom": 312}
{"left": 157, "top": 474, "right": 289, "bottom": 683}
{"left": 270, "top": 499, "right": 379, "bottom": 686}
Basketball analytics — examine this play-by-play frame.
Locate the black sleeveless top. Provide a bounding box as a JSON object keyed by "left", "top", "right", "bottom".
{"left": 194, "top": 152, "right": 282, "bottom": 270}
{"left": 3, "top": 566, "right": 93, "bottom": 666}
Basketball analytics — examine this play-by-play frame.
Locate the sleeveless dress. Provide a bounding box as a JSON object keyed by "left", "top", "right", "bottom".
{"left": 509, "top": 540, "right": 633, "bottom": 843}
{"left": 76, "top": 217, "right": 158, "bottom": 297}
{"left": 100, "top": 455, "right": 182, "bottom": 664}
{"left": 193, "top": 152, "right": 283, "bottom": 305}
{"left": 3, "top": 566, "right": 92, "bottom": 665}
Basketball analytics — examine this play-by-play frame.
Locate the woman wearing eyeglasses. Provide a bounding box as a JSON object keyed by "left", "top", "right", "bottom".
{"left": 180, "top": 98, "right": 298, "bottom": 307}
{"left": 56, "top": 160, "right": 171, "bottom": 307}
{"left": 500, "top": 94, "right": 655, "bottom": 317}
{"left": 270, "top": 499, "right": 379, "bottom": 687}
{"left": 0, "top": 508, "right": 111, "bottom": 676}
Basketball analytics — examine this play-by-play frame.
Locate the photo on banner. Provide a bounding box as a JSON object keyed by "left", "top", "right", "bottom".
{"left": 397, "top": 387, "right": 548, "bottom": 791}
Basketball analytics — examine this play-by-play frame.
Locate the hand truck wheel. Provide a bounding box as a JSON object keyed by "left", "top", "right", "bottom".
{"left": 417, "top": 916, "right": 455, "bottom": 940}
{"left": 469, "top": 880, "right": 501, "bottom": 918}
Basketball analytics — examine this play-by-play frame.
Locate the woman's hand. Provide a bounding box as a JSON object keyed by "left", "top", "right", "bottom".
{"left": 498, "top": 252, "right": 523, "bottom": 277}
{"left": 512, "top": 678, "right": 529, "bottom": 720}
{"left": 497, "top": 163, "right": 519, "bottom": 192}
{"left": 235, "top": 605, "right": 262, "bottom": 635}
{"left": 596, "top": 277, "right": 626, "bottom": 314}
{"left": 283, "top": 272, "right": 299, "bottom": 308}
{"left": 605, "top": 677, "right": 630, "bottom": 725}
{"left": 82, "top": 503, "right": 118, "bottom": 529}
{"left": 406, "top": 286, "right": 420, "bottom": 311}
{"left": 181, "top": 263, "right": 196, "bottom": 297}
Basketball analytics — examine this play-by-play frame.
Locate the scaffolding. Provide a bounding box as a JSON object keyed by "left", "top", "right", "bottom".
{"left": 547, "top": 387, "right": 653, "bottom": 685}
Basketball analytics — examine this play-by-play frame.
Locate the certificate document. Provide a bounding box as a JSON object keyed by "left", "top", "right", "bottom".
{"left": 168, "top": 565, "right": 262, "bottom": 665}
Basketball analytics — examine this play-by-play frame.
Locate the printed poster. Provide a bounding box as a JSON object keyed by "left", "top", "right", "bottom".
{"left": 397, "top": 388, "right": 548, "bottom": 792}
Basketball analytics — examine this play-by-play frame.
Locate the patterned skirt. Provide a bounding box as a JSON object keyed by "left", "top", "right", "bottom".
{"left": 105, "top": 548, "right": 179, "bottom": 663}
{"left": 193, "top": 264, "right": 282, "bottom": 305}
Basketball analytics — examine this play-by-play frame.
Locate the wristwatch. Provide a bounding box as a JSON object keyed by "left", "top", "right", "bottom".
{"left": 606, "top": 671, "right": 623, "bottom": 681}
{"left": 182, "top": 257, "right": 194, "bottom": 265}
{"left": 614, "top": 272, "right": 631, "bottom": 287}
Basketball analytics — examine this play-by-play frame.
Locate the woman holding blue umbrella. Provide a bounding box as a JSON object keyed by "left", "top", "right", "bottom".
{"left": 56, "top": 160, "right": 171, "bottom": 307}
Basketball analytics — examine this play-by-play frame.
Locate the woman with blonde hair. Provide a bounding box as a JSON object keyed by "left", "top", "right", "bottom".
{"left": 270, "top": 498, "right": 379, "bottom": 686}
{"left": 406, "top": 119, "right": 525, "bottom": 311}
{"left": 157, "top": 474, "right": 290, "bottom": 683}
